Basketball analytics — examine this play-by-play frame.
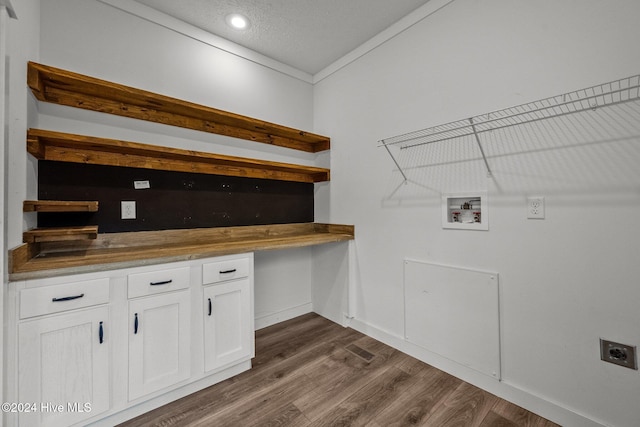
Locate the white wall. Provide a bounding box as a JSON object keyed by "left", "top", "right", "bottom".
{"left": 5, "top": 0, "right": 39, "bottom": 254}
{"left": 2, "top": 0, "right": 40, "bottom": 417}
{"left": 311, "top": 241, "right": 349, "bottom": 325}
{"left": 254, "top": 248, "right": 313, "bottom": 329}
{"left": 314, "top": 1, "right": 640, "bottom": 426}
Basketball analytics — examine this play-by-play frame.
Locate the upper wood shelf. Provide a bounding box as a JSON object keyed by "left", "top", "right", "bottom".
{"left": 27, "top": 129, "right": 330, "bottom": 183}
{"left": 27, "top": 61, "right": 330, "bottom": 153}
{"left": 24, "top": 200, "right": 99, "bottom": 212}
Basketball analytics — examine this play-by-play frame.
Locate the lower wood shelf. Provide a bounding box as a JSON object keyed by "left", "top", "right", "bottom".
{"left": 23, "top": 200, "right": 99, "bottom": 212}
{"left": 9, "top": 223, "right": 354, "bottom": 279}
{"left": 22, "top": 226, "right": 99, "bottom": 243}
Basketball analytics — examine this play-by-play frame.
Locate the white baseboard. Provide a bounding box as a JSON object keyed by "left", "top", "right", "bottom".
{"left": 255, "top": 303, "right": 313, "bottom": 330}
{"left": 347, "top": 318, "right": 604, "bottom": 427}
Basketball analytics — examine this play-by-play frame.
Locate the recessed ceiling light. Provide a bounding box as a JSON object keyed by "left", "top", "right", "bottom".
{"left": 226, "top": 13, "right": 250, "bottom": 30}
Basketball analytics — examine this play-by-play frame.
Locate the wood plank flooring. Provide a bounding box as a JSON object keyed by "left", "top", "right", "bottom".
{"left": 118, "top": 313, "right": 559, "bottom": 427}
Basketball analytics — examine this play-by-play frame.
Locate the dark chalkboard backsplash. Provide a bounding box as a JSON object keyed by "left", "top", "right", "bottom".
{"left": 37, "top": 161, "right": 314, "bottom": 233}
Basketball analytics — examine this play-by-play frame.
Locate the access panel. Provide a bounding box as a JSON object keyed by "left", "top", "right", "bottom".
{"left": 404, "top": 259, "right": 500, "bottom": 379}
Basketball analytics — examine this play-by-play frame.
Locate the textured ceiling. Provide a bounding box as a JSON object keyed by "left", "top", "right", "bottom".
{"left": 133, "top": 0, "right": 433, "bottom": 75}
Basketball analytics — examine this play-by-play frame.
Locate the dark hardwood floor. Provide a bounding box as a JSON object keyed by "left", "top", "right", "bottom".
{"left": 119, "top": 313, "right": 559, "bottom": 427}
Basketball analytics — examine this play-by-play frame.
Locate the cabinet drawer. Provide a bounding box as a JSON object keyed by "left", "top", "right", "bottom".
{"left": 128, "top": 266, "right": 190, "bottom": 299}
{"left": 20, "top": 278, "right": 110, "bottom": 319}
{"left": 202, "top": 257, "right": 250, "bottom": 285}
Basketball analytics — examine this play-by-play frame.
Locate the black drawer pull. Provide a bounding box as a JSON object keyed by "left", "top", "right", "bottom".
{"left": 52, "top": 293, "right": 84, "bottom": 302}
{"left": 219, "top": 269, "right": 237, "bottom": 274}
{"left": 208, "top": 298, "right": 212, "bottom": 316}
{"left": 99, "top": 321, "right": 104, "bottom": 344}
{"left": 150, "top": 279, "right": 172, "bottom": 286}
{"left": 134, "top": 313, "right": 139, "bottom": 334}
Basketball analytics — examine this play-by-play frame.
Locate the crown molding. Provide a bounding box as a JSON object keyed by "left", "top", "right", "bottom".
{"left": 313, "top": 0, "right": 455, "bottom": 84}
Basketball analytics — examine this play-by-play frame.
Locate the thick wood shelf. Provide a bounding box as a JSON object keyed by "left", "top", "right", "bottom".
{"left": 22, "top": 226, "right": 99, "bottom": 244}
{"left": 9, "top": 223, "right": 354, "bottom": 279}
{"left": 23, "top": 200, "right": 99, "bottom": 212}
{"left": 27, "top": 129, "right": 330, "bottom": 183}
{"left": 27, "top": 62, "right": 330, "bottom": 153}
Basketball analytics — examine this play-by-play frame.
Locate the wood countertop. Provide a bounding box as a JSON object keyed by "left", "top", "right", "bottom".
{"left": 9, "top": 223, "right": 354, "bottom": 281}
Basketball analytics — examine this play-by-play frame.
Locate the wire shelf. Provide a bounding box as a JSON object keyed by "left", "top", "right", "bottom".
{"left": 379, "top": 74, "right": 640, "bottom": 181}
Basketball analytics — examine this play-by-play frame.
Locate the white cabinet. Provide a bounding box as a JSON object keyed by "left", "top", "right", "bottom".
{"left": 18, "top": 306, "right": 110, "bottom": 427}
{"left": 128, "top": 290, "right": 191, "bottom": 401}
{"left": 8, "top": 253, "right": 253, "bottom": 426}
{"left": 203, "top": 278, "right": 253, "bottom": 372}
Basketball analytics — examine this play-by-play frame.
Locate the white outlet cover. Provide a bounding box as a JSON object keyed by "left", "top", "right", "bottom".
{"left": 527, "top": 197, "right": 545, "bottom": 219}
{"left": 121, "top": 201, "right": 136, "bottom": 219}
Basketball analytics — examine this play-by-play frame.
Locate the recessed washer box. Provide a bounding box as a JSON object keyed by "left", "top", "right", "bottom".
{"left": 442, "top": 192, "right": 488, "bottom": 230}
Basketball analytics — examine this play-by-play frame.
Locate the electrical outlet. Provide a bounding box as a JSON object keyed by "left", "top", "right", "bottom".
{"left": 600, "top": 339, "right": 638, "bottom": 370}
{"left": 121, "top": 201, "right": 136, "bottom": 220}
{"left": 527, "top": 197, "right": 545, "bottom": 219}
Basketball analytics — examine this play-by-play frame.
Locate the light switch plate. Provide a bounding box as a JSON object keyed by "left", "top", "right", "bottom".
{"left": 121, "top": 201, "right": 136, "bottom": 219}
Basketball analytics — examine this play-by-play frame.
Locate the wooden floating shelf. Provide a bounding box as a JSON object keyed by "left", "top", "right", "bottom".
{"left": 27, "top": 61, "right": 330, "bottom": 153}
{"left": 23, "top": 200, "right": 99, "bottom": 212}
{"left": 9, "top": 223, "right": 354, "bottom": 278}
{"left": 27, "top": 129, "right": 330, "bottom": 183}
{"left": 22, "top": 225, "right": 99, "bottom": 244}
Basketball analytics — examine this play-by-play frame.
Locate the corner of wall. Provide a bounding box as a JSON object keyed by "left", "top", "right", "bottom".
{"left": 311, "top": 241, "right": 350, "bottom": 326}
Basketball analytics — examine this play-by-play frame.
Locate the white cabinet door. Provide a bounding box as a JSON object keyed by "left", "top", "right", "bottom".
{"left": 18, "top": 306, "right": 110, "bottom": 427}
{"left": 203, "top": 278, "right": 253, "bottom": 372}
{"left": 128, "top": 290, "right": 191, "bottom": 401}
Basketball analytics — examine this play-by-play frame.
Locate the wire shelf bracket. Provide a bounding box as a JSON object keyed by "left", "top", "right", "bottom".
{"left": 378, "top": 73, "right": 640, "bottom": 181}
{"left": 469, "top": 117, "right": 492, "bottom": 177}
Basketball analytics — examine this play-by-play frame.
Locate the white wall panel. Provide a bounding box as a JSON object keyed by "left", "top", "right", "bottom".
{"left": 404, "top": 260, "right": 500, "bottom": 379}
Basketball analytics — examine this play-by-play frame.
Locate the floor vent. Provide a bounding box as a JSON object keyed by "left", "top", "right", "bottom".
{"left": 346, "top": 344, "right": 375, "bottom": 362}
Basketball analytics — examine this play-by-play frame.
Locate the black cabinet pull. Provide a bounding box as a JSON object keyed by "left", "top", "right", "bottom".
{"left": 219, "top": 269, "right": 237, "bottom": 274}
{"left": 52, "top": 293, "right": 84, "bottom": 302}
{"left": 134, "top": 313, "right": 139, "bottom": 334}
{"left": 99, "top": 321, "right": 104, "bottom": 344}
{"left": 150, "top": 279, "right": 172, "bottom": 286}
{"left": 208, "top": 298, "right": 212, "bottom": 316}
